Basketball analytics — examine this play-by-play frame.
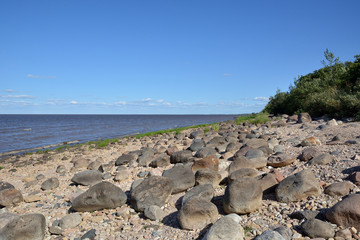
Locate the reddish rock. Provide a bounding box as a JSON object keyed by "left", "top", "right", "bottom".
{"left": 301, "top": 137, "right": 321, "bottom": 147}
{"left": 191, "top": 156, "right": 219, "bottom": 173}
{"left": 272, "top": 169, "right": 284, "bottom": 182}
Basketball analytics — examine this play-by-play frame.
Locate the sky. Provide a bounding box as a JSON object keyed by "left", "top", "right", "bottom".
{"left": 1, "top": 0, "right": 359, "bottom": 114}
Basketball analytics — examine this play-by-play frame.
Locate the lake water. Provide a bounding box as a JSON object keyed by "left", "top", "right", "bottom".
{"left": 0, "top": 114, "right": 238, "bottom": 153}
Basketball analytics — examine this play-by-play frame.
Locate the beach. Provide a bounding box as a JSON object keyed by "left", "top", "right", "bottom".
{"left": 1, "top": 114, "right": 360, "bottom": 239}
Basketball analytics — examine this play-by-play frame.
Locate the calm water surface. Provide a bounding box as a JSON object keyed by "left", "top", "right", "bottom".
{"left": 0, "top": 114, "right": 238, "bottom": 153}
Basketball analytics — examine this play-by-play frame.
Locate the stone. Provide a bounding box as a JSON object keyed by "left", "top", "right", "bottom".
{"left": 0, "top": 213, "right": 46, "bottom": 240}
{"left": 144, "top": 205, "right": 165, "bottom": 221}
{"left": 349, "top": 172, "right": 360, "bottom": 186}
{"left": 72, "top": 181, "right": 127, "bottom": 212}
{"left": 228, "top": 168, "right": 259, "bottom": 183}
{"left": 255, "top": 230, "right": 285, "bottom": 240}
{"left": 335, "top": 229, "right": 352, "bottom": 239}
{"left": 203, "top": 214, "right": 244, "bottom": 240}
{"left": 301, "top": 218, "right": 335, "bottom": 238}
{"left": 0, "top": 189, "right": 23, "bottom": 207}
{"left": 23, "top": 195, "right": 41, "bottom": 203}
{"left": 195, "top": 147, "right": 218, "bottom": 158}
{"left": 130, "top": 176, "right": 173, "bottom": 212}
{"left": 56, "top": 165, "right": 66, "bottom": 174}
{"left": 299, "top": 147, "right": 319, "bottom": 161}
{"left": 327, "top": 119, "right": 338, "bottom": 126}
{"left": 41, "top": 177, "right": 59, "bottom": 190}
{"left": 223, "top": 177, "right": 263, "bottom": 214}
{"left": 189, "top": 139, "right": 205, "bottom": 152}
{"left": 195, "top": 169, "right": 221, "bottom": 187}
{"left": 226, "top": 142, "right": 242, "bottom": 153}
{"left": 274, "top": 226, "right": 292, "bottom": 240}
{"left": 267, "top": 154, "right": 296, "bottom": 167}
{"left": 113, "top": 170, "right": 131, "bottom": 182}
{"left": 81, "top": 229, "right": 96, "bottom": 240}
{"left": 170, "top": 150, "right": 193, "bottom": 164}
{"left": 256, "top": 173, "right": 278, "bottom": 194}
{"left": 276, "top": 169, "right": 321, "bottom": 202}
{"left": 115, "top": 153, "right": 137, "bottom": 166}
{"left": 48, "top": 226, "right": 63, "bottom": 235}
{"left": 289, "top": 210, "right": 320, "bottom": 220}
{"left": 162, "top": 164, "right": 195, "bottom": 194}
{"left": 191, "top": 156, "right": 219, "bottom": 172}
{"left": 72, "top": 158, "right": 91, "bottom": 169}
{"left": 298, "top": 112, "right": 312, "bottom": 123}
{"left": 59, "top": 213, "right": 82, "bottom": 229}
{"left": 245, "top": 138, "right": 268, "bottom": 149}
{"left": 325, "top": 181, "right": 354, "bottom": 197}
{"left": 245, "top": 149, "right": 264, "bottom": 159}
{"left": 190, "top": 130, "right": 204, "bottom": 139}
{"left": 71, "top": 170, "right": 102, "bottom": 186}
{"left": 149, "top": 154, "right": 170, "bottom": 168}
{"left": 178, "top": 198, "right": 218, "bottom": 230}
{"left": 229, "top": 154, "right": 267, "bottom": 171}
{"left": 273, "top": 145, "right": 284, "bottom": 154}
{"left": 0, "top": 182, "right": 14, "bottom": 192}
{"left": 87, "top": 161, "right": 102, "bottom": 171}
{"left": 137, "top": 149, "right": 155, "bottom": 167}
{"left": 301, "top": 137, "right": 321, "bottom": 147}
{"left": 326, "top": 194, "right": 360, "bottom": 230}
{"left": 182, "top": 184, "right": 214, "bottom": 206}
{"left": 309, "top": 153, "right": 333, "bottom": 165}
{"left": 0, "top": 212, "right": 18, "bottom": 229}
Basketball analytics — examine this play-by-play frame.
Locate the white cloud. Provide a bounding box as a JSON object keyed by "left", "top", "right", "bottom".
{"left": 4, "top": 89, "right": 15, "bottom": 93}
{"left": 115, "top": 101, "right": 127, "bottom": 105}
{"left": 157, "top": 99, "right": 164, "bottom": 103}
{"left": 70, "top": 101, "right": 78, "bottom": 104}
{"left": 143, "top": 98, "right": 152, "bottom": 102}
{"left": 223, "top": 73, "right": 233, "bottom": 77}
{"left": 27, "top": 74, "right": 56, "bottom": 79}
{"left": 253, "top": 97, "right": 269, "bottom": 102}
{"left": 0, "top": 95, "right": 36, "bottom": 99}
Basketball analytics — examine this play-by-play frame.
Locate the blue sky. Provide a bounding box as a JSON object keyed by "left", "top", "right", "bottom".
{"left": 1, "top": 0, "right": 359, "bottom": 114}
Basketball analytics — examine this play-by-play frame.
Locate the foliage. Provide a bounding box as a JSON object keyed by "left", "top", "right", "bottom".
{"left": 235, "top": 113, "right": 270, "bottom": 125}
{"left": 0, "top": 166, "right": 3, "bottom": 170}
{"left": 264, "top": 50, "right": 360, "bottom": 118}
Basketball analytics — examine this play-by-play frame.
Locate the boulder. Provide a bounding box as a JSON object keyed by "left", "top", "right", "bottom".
{"left": 191, "top": 156, "right": 219, "bottom": 172}
{"left": 71, "top": 170, "right": 102, "bottom": 186}
{"left": 182, "top": 184, "right": 214, "bottom": 206}
{"left": 301, "top": 218, "right": 335, "bottom": 238}
{"left": 178, "top": 198, "right": 218, "bottom": 230}
{"left": 229, "top": 154, "right": 267, "bottom": 172}
{"left": 72, "top": 181, "right": 127, "bottom": 212}
{"left": 0, "top": 213, "right": 46, "bottom": 240}
{"left": 255, "top": 230, "right": 285, "bottom": 240}
{"left": 58, "top": 213, "right": 82, "bottom": 229}
{"left": 299, "top": 147, "right": 319, "bottom": 161}
{"left": 349, "top": 172, "right": 360, "bottom": 186}
{"left": 325, "top": 181, "right": 354, "bottom": 197}
{"left": 326, "top": 194, "right": 360, "bottom": 230}
{"left": 203, "top": 214, "right": 244, "bottom": 240}
{"left": 301, "top": 137, "right": 321, "bottom": 147}
{"left": 144, "top": 205, "right": 165, "bottom": 221}
{"left": 195, "top": 169, "right": 221, "bottom": 187}
{"left": 115, "top": 153, "right": 137, "bottom": 166}
{"left": 0, "top": 189, "right": 23, "bottom": 207}
{"left": 276, "top": 169, "right": 321, "bottom": 202}
{"left": 149, "top": 154, "right": 170, "bottom": 168}
{"left": 298, "top": 112, "right": 312, "bottom": 123}
{"left": 267, "top": 154, "right": 296, "bottom": 168}
{"left": 228, "top": 168, "right": 259, "bottom": 183}
{"left": 113, "top": 170, "right": 131, "bottom": 182}
{"left": 195, "top": 147, "right": 218, "bottom": 158}
{"left": 245, "top": 138, "right": 268, "bottom": 149}
{"left": 256, "top": 173, "right": 278, "bottom": 194}
{"left": 188, "top": 139, "right": 205, "bottom": 152}
{"left": 0, "top": 182, "right": 15, "bottom": 192}
{"left": 41, "top": 177, "right": 59, "bottom": 190}
{"left": 130, "top": 176, "right": 173, "bottom": 212}
{"left": 309, "top": 153, "right": 333, "bottom": 165}
{"left": 245, "top": 149, "right": 264, "bottom": 159}
{"left": 162, "top": 164, "right": 195, "bottom": 194}
{"left": 170, "top": 150, "right": 193, "bottom": 164}
{"left": 223, "top": 177, "right": 262, "bottom": 214}
{"left": 190, "top": 130, "right": 204, "bottom": 139}
{"left": 226, "top": 142, "right": 242, "bottom": 153}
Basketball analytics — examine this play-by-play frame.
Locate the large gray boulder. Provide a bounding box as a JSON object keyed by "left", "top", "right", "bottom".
{"left": 0, "top": 189, "right": 23, "bottom": 207}
{"left": 223, "top": 177, "right": 262, "bottom": 214}
{"left": 255, "top": 230, "right": 285, "bottom": 240}
{"left": 178, "top": 198, "right": 218, "bottom": 230}
{"left": 276, "top": 169, "right": 321, "bottom": 202}
{"left": 71, "top": 170, "right": 102, "bottom": 186}
{"left": 41, "top": 177, "right": 59, "bottom": 190}
{"left": 309, "top": 153, "right": 333, "bottom": 165}
{"left": 162, "top": 164, "right": 195, "bottom": 194}
{"left": 325, "top": 181, "right": 354, "bottom": 197}
{"left": 326, "top": 194, "right": 360, "bottom": 230}
{"left": 115, "top": 153, "right": 137, "bottom": 166}
{"left": 72, "top": 181, "right": 127, "bottom": 212}
{"left": 182, "top": 184, "right": 214, "bottom": 206}
{"left": 301, "top": 218, "right": 335, "bottom": 238}
{"left": 203, "top": 214, "right": 244, "bottom": 240}
{"left": 170, "top": 150, "right": 193, "bottom": 164}
{"left": 0, "top": 213, "right": 46, "bottom": 240}
{"left": 298, "top": 112, "right": 312, "bottom": 123}
{"left": 130, "top": 176, "right": 173, "bottom": 212}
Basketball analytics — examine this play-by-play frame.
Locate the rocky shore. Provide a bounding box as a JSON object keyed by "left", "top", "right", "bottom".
{"left": 1, "top": 113, "right": 360, "bottom": 240}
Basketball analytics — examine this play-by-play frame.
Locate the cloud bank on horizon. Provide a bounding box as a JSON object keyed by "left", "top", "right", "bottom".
{"left": 1, "top": 1, "right": 359, "bottom": 114}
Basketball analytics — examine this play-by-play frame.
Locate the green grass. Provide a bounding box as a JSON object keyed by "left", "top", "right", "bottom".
{"left": 134, "top": 122, "right": 221, "bottom": 139}
{"left": 243, "top": 226, "right": 253, "bottom": 234}
{"left": 55, "top": 145, "right": 70, "bottom": 151}
{"left": 235, "top": 113, "right": 269, "bottom": 125}
{"left": 0, "top": 166, "right": 4, "bottom": 170}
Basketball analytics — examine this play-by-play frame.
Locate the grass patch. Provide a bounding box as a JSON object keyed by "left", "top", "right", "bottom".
{"left": 243, "top": 226, "right": 253, "bottom": 234}
{"left": 0, "top": 166, "right": 3, "bottom": 170}
{"left": 55, "top": 145, "right": 70, "bottom": 151}
{"left": 134, "top": 122, "right": 221, "bottom": 139}
{"left": 235, "top": 113, "right": 269, "bottom": 125}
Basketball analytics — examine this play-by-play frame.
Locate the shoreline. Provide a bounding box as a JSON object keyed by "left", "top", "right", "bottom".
{"left": 1, "top": 114, "right": 360, "bottom": 239}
